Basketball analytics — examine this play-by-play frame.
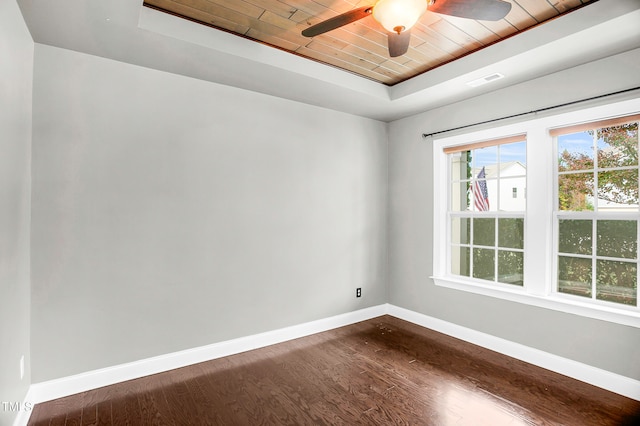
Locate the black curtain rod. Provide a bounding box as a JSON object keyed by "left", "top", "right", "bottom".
{"left": 422, "top": 86, "right": 640, "bottom": 139}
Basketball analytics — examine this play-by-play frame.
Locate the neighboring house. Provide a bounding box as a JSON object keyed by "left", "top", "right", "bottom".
{"left": 472, "top": 161, "right": 527, "bottom": 212}
{"left": 594, "top": 195, "right": 639, "bottom": 212}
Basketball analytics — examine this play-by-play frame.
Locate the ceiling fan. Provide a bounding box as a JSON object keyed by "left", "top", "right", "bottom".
{"left": 301, "top": 0, "right": 512, "bottom": 57}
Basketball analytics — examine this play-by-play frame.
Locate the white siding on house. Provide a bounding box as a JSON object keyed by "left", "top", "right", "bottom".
{"left": 474, "top": 162, "right": 526, "bottom": 212}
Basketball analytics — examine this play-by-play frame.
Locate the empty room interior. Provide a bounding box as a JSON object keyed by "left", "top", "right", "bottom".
{"left": 3, "top": 0, "right": 640, "bottom": 424}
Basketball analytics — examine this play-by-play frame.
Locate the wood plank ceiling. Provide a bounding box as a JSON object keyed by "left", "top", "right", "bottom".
{"left": 143, "top": 0, "right": 596, "bottom": 85}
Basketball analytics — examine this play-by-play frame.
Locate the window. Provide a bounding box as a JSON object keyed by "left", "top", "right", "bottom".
{"left": 447, "top": 136, "right": 526, "bottom": 286}
{"left": 553, "top": 118, "right": 639, "bottom": 307}
{"left": 432, "top": 99, "right": 640, "bottom": 327}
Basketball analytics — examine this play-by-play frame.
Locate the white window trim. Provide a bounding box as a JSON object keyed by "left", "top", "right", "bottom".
{"left": 432, "top": 97, "right": 640, "bottom": 328}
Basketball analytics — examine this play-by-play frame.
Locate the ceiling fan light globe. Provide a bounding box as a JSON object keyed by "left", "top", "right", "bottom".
{"left": 372, "top": 0, "right": 427, "bottom": 33}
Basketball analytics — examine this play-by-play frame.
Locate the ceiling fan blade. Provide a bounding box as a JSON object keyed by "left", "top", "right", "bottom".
{"left": 428, "top": 0, "right": 512, "bottom": 21}
{"left": 302, "top": 6, "right": 373, "bottom": 37}
{"left": 388, "top": 29, "right": 411, "bottom": 57}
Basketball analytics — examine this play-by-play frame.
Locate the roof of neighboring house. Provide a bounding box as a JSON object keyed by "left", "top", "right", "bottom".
{"left": 472, "top": 161, "right": 526, "bottom": 178}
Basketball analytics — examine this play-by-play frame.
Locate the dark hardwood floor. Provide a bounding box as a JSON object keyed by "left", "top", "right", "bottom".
{"left": 28, "top": 315, "right": 640, "bottom": 425}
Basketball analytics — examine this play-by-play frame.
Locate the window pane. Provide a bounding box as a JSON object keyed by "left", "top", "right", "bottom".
{"left": 450, "top": 150, "right": 473, "bottom": 181}
{"left": 499, "top": 141, "right": 526, "bottom": 169}
{"left": 597, "top": 170, "right": 638, "bottom": 211}
{"left": 451, "top": 182, "right": 471, "bottom": 211}
{"left": 451, "top": 217, "right": 470, "bottom": 245}
{"left": 558, "top": 219, "right": 592, "bottom": 255}
{"left": 451, "top": 246, "right": 470, "bottom": 277}
{"left": 596, "top": 259, "right": 637, "bottom": 306}
{"left": 498, "top": 250, "right": 523, "bottom": 286}
{"left": 558, "top": 132, "right": 594, "bottom": 172}
{"left": 558, "top": 173, "right": 594, "bottom": 211}
{"left": 596, "top": 123, "right": 638, "bottom": 169}
{"left": 473, "top": 218, "right": 495, "bottom": 247}
{"left": 558, "top": 256, "right": 592, "bottom": 298}
{"left": 474, "top": 145, "right": 497, "bottom": 169}
{"left": 597, "top": 220, "right": 637, "bottom": 259}
{"left": 498, "top": 218, "right": 524, "bottom": 249}
{"left": 499, "top": 178, "right": 526, "bottom": 211}
{"left": 473, "top": 248, "right": 495, "bottom": 281}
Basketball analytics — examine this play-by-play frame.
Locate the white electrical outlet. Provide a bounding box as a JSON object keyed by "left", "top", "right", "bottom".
{"left": 20, "top": 355, "right": 24, "bottom": 380}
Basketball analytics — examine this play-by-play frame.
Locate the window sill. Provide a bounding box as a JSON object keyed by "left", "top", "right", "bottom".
{"left": 432, "top": 275, "right": 640, "bottom": 328}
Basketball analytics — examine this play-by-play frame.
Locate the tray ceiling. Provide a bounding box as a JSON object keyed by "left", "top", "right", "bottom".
{"left": 143, "top": 0, "right": 595, "bottom": 85}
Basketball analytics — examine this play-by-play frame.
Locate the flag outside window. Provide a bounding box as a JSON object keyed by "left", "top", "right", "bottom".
{"left": 473, "top": 166, "right": 490, "bottom": 211}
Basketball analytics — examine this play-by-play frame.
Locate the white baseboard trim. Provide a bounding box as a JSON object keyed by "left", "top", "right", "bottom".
{"left": 386, "top": 304, "right": 640, "bottom": 401}
{"left": 18, "top": 302, "right": 638, "bottom": 426}
{"left": 26, "top": 305, "right": 387, "bottom": 406}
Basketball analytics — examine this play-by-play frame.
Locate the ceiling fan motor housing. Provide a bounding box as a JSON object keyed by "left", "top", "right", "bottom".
{"left": 372, "top": 0, "right": 429, "bottom": 33}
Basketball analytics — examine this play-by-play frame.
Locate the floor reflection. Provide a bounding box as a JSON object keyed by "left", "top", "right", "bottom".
{"left": 439, "top": 384, "right": 532, "bottom": 425}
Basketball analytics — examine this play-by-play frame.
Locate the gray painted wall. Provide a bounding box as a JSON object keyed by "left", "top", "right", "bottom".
{"left": 388, "top": 48, "right": 640, "bottom": 380}
{"left": 0, "top": 1, "right": 33, "bottom": 424}
{"left": 30, "top": 45, "right": 388, "bottom": 382}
